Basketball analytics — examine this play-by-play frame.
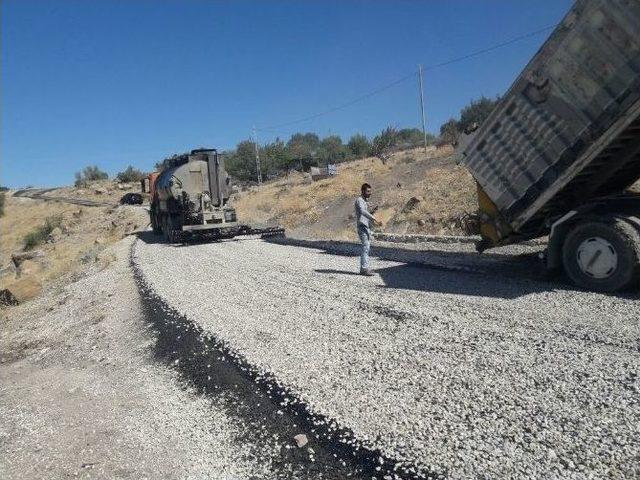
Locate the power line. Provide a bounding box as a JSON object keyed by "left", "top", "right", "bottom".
{"left": 257, "top": 72, "right": 416, "bottom": 132}
{"left": 256, "top": 24, "right": 554, "bottom": 133}
{"left": 421, "top": 25, "right": 554, "bottom": 72}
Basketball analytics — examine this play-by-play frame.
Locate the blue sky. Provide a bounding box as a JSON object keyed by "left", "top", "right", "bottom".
{"left": 2, "top": 0, "right": 572, "bottom": 188}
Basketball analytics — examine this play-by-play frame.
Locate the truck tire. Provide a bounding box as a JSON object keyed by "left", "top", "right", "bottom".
{"left": 161, "top": 215, "right": 170, "bottom": 242}
{"left": 165, "top": 215, "right": 181, "bottom": 244}
{"left": 151, "top": 208, "right": 162, "bottom": 234}
{"left": 562, "top": 219, "right": 640, "bottom": 292}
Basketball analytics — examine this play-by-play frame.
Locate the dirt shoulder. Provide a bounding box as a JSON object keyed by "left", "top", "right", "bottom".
{"left": 1, "top": 237, "right": 254, "bottom": 478}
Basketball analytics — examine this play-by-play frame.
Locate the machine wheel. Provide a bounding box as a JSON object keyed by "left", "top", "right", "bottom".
{"left": 161, "top": 215, "right": 170, "bottom": 242}
{"left": 151, "top": 208, "right": 162, "bottom": 234}
{"left": 165, "top": 215, "right": 181, "bottom": 244}
{"left": 562, "top": 219, "right": 640, "bottom": 292}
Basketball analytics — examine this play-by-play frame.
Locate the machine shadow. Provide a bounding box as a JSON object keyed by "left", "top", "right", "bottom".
{"left": 374, "top": 262, "right": 548, "bottom": 299}
{"left": 280, "top": 237, "right": 639, "bottom": 300}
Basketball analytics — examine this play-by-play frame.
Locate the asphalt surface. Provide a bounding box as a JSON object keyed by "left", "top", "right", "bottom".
{"left": 134, "top": 233, "right": 640, "bottom": 479}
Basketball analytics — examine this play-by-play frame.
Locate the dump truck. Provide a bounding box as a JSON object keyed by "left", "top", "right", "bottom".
{"left": 459, "top": 0, "right": 640, "bottom": 292}
{"left": 141, "top": 148, "right": 284, "bottom": 242}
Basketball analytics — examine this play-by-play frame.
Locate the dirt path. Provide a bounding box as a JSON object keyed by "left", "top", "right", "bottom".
{"left": 0, "top": 236, "right": 364, "bottom": 479}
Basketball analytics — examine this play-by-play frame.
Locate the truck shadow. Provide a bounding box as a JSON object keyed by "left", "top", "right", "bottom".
{"left": 275, "top": 237, "right": 639, "bottom": 300}
{"left": 373, "top": 262, "right": 550, "bottom": 299}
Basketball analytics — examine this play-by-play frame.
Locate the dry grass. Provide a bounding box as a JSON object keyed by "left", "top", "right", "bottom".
{"left": 1, "top": 193, "right": 148, "bottom": 292}
{"left": 235, "top": 158, "right": 395, "bottom": 229}
{"left": 233, "top": 146, "right": 477, "bottom": 239}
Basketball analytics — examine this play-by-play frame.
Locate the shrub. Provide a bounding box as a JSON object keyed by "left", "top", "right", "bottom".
{"left": 372, "top": 127, "right": 399, "bottom": 163}
{"left": 226, "top": 140, "right": 259, "bottom": 181}
{"left": 0, "top": 192, "right": 5, "bottom": 217}
{"left": 116, "top": 165, "right": 145, "bottom": 183}
{"left": 319, "top": 135, "right": 349, "bottom": 164}
{"left": 439, "top": 118, "right": 460, "bottom": 146}
{"left": 347, "top": 134, "right": 371, "bottom": 158}
{"left": 23, "top": 215, "right": 63, "bottom": 250}
{"left": 458, "top": 96, "right": 500, "bottom": 132}
{"left": 75, "top": 165, "right": 108, "bottom": 187}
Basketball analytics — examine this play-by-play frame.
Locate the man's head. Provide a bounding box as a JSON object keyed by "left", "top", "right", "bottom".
{"left": 361, "top": 183, "right": 372, "bottom": 200}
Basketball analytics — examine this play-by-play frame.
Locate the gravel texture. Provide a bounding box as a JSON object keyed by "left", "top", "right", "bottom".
{"left": 134, "top": 233, "right": 640, "bottom": 479}
{"left": 1, "top": 236, "right": 363, "bottom": 479}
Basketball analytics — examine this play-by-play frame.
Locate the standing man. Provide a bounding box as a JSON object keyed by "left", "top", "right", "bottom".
{"left": 355, "top": 183, "right": 379, "bottom": 276}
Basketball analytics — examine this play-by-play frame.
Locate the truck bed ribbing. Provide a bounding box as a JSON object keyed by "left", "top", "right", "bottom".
{"left": 461, "top": 0, "right": 640, "bottom": 239}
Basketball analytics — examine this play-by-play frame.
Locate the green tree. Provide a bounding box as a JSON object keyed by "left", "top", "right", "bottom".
{"left": 439, "top": 118, "right": 460, "bottom": 145}
{"left": 458, "top": 96, "right": 500, "bottom": 132}
{"left": 225, "top": 140, "right": 258, "bottom": 181}
{"left": 74, "top": 165, "right": 108, "bottom": 187}
{"left": 397, "top": 128, "right": 435, "bottom": 149}
{"left": 286, "top": 132, "right": 321, "bottom": 169}
{"left": 319, "top": 135, "right": 348, "bottom": 164}
{"left": 347, "top": 134, "right": 371, "bottom": 158}
{"left": 262, "top": 138, "right": 291, "bottom": 176}
{"left": 372, "top": 127, "right": 398, "bottom": 163}
{"left": 116, "top": 165, "right": 146, "bottom": 183}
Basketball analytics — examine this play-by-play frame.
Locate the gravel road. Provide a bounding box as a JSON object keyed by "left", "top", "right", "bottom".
{"left": 134, "top": 233, "right": 640, "bottom": 479}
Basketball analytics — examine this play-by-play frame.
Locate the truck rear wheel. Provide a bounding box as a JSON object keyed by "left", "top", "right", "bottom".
{"left": 164, "top": 215, "right": 181, "bottom": 244}
{"left": 151, "top": 208, "right": 162, "bottom": 234}
{"left": 562, "top": 219, "right": 640, "bottom": 292}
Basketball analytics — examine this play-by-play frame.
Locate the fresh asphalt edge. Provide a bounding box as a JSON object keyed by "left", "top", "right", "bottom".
{"left": 130, "top": 237, "right": 444, "bottom": 480}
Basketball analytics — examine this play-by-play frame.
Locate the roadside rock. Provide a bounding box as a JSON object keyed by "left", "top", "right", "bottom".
{"left": 95, "top": 188, "right": 108, "bottom": 195}
{"left": 293, "top": 434, "right": 308, "bottom": 448}
{"left": 402, "top": 196, "right": 422, "bottom": 213}
{"left": 0, "top": 276, "right": 42, "bottom": 305}
{"left": 18, "top": 259, "right": 44, "bottom": 277}
{"left": 95, "top": 237, "right": 107, "bottom": 245}
{"left": 0, "top": 264, "right": 18, "bottom": 285}
{"left": 11, "top": 250, "right": 45, "bottom": 267}
{"left": 47, "top": 227, "right": 64, "bottom": 242}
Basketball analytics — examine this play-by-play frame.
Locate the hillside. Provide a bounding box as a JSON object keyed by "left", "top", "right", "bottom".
{"left": 0, "top": 186, "right": 147, "bottom": 306}
{"left": 233, "top": 146, "right": 478, "bottom": 240}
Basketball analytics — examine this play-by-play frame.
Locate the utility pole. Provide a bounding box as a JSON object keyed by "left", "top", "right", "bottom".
{"left": 418, "top": 64, "right": 428, "bottom": 153}
{"left": 252, "top": 126, "right": 263, "bottom": 185}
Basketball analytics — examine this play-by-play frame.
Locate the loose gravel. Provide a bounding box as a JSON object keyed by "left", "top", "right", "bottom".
{"left": 134, "top": 233, "right": 640, "bottom": 479}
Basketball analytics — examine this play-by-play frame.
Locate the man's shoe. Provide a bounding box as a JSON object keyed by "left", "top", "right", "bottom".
{"left": 360, "top": 268, "right": 375, "bottom": 276}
